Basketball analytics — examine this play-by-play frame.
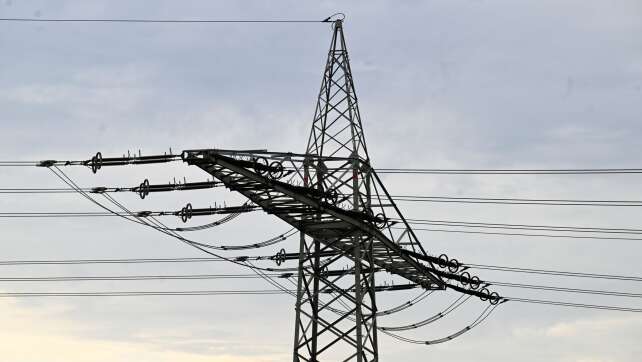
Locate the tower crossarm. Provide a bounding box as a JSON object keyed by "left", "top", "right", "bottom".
{"left": 182, "top": 149, "right": 446, "bottom": 290}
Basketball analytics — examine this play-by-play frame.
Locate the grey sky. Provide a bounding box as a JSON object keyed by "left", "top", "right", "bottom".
{"left": 1, "top": 1, "right": 641, "bottom": 361}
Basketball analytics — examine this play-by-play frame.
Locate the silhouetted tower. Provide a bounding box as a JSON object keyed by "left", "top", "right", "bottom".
{"left": 178, "top": 18, "right": 497, "bottom": 362}
{"left": 293, "top": 19, "right": 378, "bottom": 361}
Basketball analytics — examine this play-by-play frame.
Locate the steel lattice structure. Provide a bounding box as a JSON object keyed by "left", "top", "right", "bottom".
{"left": 178, "top": 20, "right": 499, "bottom": 361}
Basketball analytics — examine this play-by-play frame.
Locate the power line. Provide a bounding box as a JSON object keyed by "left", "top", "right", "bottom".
{"left": 0, "top": 188, "right": 81, "bottom": 194}
{"left": 0, "top": 205, "right": 258, "bottom": 218}
{"left": 468, "top": 263, "right": 642, "bottom": 282}
{"left": 0, "top": 257, "right": 261, "bottom": 266}
{"left": 2, "top": 274, "right": 639, "bottom": 299}
{"left": 7, "top": 187, "right": 642, "bottom": 208}
{"left": 403, "top": 226, "right": 642, "bottom": 241}
{"left": 6, "top": 161, "right": 642, "bottom": 175}
{"left": 0, "top": 290, "right": 289, "bottom": 297}
{"left": 489, "top": 281, "right": 642, "bottom": 298}
{"left": 0, "top": 273, "right": 292, "bottom": 282}
{"left": 399, "top": 218, "right": 642, "bottom": 235}
{"left": 0, "top": 256, "right": 639, "bottom": 283}
{"left": 377, "top": 168, "right": 642, "bottom": 175}
{"left": 0, "top": 18, "right": 327, "bottom": 24}
{"left": 390, "top": 195, "right": 642, "bottom": 207}
{"left": 507, "top": 297, "right": 642, "bottom": 312}
{"left": 14, "top": 276, "right": 641, "bottom": 299}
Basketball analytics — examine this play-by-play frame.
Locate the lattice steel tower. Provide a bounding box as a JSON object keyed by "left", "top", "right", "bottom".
{"left": 178, "top": 18, "right": 498, "bottom": 362}
{"left": 294, "top": 19, "right": 377, "bottom": 361}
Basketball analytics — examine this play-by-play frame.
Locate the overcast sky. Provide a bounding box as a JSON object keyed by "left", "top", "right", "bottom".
{"left": 1, "top": 1, "right": 641, "bottom": 361}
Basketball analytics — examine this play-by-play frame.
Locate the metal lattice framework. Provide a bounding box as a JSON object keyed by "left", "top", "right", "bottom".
{"left": 179, "top": 19, "right": 499, "bottom": 362}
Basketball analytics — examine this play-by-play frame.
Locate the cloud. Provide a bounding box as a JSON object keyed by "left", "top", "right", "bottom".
{"left": 0, "top": 298, "right": 284, "bottom": 362}
{"left": 545, "top": 316, "right": 642, "bottom": 338}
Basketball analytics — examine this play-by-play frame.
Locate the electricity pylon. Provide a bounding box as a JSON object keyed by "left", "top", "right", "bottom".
{"left": 293, "top": 19, "right": 378, "bottom": 361}
{"left": 179, "top": 19, "right": 499, "bottom": 362}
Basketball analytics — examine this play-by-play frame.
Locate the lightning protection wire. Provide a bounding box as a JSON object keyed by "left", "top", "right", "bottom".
{"left": 0, "top": 18, "right": 330, "bottom": 24}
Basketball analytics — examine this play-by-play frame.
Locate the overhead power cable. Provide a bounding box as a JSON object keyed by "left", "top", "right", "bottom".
{"left": 390, "top": 195, "right": 642, "bottom": 207}
{"left": 0, "top": 181, "right": 219, "bottom": 195}
{"left": 381, "top": 304, "right": 499, "bottom": 344}
{"left": 0, "top": 206, "right": 257, "bottom": 218}
{"left": 0, "top": 285, "right": 636, "bottom": 313}
{"left": 467, "top": 263, "right": 642, "bottom": 282}
{"left": 0, "top": 257, "right": 232, "bottom": 265}
{"left": 507, "top": 297, "right": 642, "bottom": 312}
{"left": 8, "top": 187, "right": 642, "bottom": 208}
{"left": 402, "top": 225, "right": 642, "bottom": 241}
{"left": 379, "top": 295, "right": 472, "bottom": 331}
{"left": 489, "top": 281, "right": 642, "bottom": 298}
{"left": 0, "top": 290, "right": 289, "bottom": 297}
{"left": 399, "top": 218, "right": 642, "bottom": 236}
{"left": 376, "top": 168, "right": 642, "bottom": 175}
{"left": 6, "top": 160, "right": 642, "bottom": 174}
{"left": 0, "top": 18, "right": 328, "bottom": 24}
{"left": 47, "top": 166, "right": 296, "bottom": 276}
{"left": 1, "top": 273, "right": 640, "bottom": 300}
{"left": 0, "top": 273, "right": 293, "bottom": 282}
{"left": 1, "top": 256, "right": 637, "bottom": 284}
{"left": 398, "top": 218, "right": 642, "bottom": 241}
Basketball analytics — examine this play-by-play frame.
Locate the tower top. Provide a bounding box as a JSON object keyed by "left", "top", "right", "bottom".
{"left": 305, "top": 19, "right": 368, "bottom": 161}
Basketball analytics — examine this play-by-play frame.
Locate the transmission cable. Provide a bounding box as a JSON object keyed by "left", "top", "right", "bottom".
{"left": 48, "top": 166, "right": 290, "bottom": 275}
{"left": 380, "top": 303, "right": 499, "bottom": 345}
{"left": 0, "top": 256, "right": 637, "bottom": 284}
{"left": 4, "top": 273, "right": 630, "bottom": 300}
{"left": 0, "top": 273, "right": 292, "bottom": 282}
{"left": 389, "top": 195, "right": 642, "bottom": 207}
{"left": 506, "top": 297, "right": 642, "bottom": 312}
{"left": 489, "top": 281, "right": 642, "bottom": 298}
{"left": 379, "top": 295, "right": 472, "bottom": 331}
{"left": 0, "top": 290, "right": 290, "bottom": 298}
{"left": 0, "top": 18, "right": 329, "bottom": 24}
{"left": 101, "top": 192, "right": 295, "bottom": 253}
{"left": 376, "top": 168, "right": 642, "bottom": 175}
{"left": 467, "top": 263, "right": 642, "bottom": 282}
{"left": 7, "top": 160, "right": 642, "bottom": 174}
{"left": 398, "top": 218, "right": 642, "bottom": 236}
{"left": 48, "top": 166, "right": 292, "bottom": 253}
{"left": 402, "top": 226, "right": 642, "bottom": 241}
